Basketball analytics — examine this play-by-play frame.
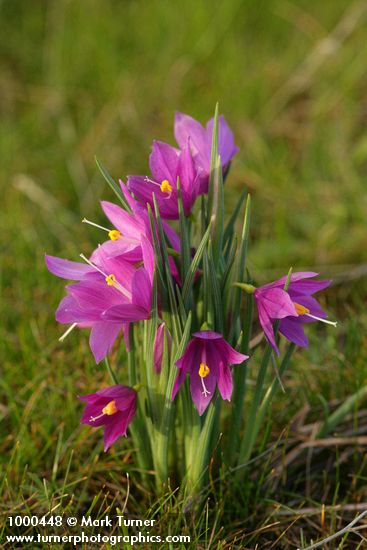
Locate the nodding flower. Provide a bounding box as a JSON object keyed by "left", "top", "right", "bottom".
{"left": 250, "top": 272, "right": 335, "bottom": 354}
{"left": 79, "top": 385, "right": 137, "bottom": 451}
{"left": 172, "top": 331, "right": 248, "bottom": 415}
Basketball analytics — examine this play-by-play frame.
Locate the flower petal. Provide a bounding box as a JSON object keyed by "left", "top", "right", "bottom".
{"left": 127, "top": 175, "right": 179, "bottom": 220}
{"left": 45, "top": 255, "right": 92, "bottom": 280}
{"left": 132, "top": 267, "right": 151, "bottom": 312}
{"left": 149, "top": 140, "right": 180, "bottom": 183}
{"left": 215, "top": 339, "right": 248, "bottom": 365}
{"left": 172, "top": 340, "right": 198, "bottom": 399}
{"left": 102, "top": 303, "right": 149, "bottom": 322}
{"left": 119, "top": 180, "right": 140, "bottom": 212}
{"left": 258, "top": 302, "right": 279, "bottom": 355}
{"left": 174, "top": 112, "right": 208, "bottom": 166}
{"left": 141, "top": 239, "right": 155, "bottom": 284}
{"left": 103, "top": 412, "right": 129, "bottom": 450}
{"left": 192, "top": 330, "right": 223, "bottom": 340}
{"left": 289, "top": 278, "right": 332, "bottom": 296}
{"left": 163, "top": 221, "right": 181, "bottom": 252}
{"left": 55, "top": 294, "right": 97, "bottom": 324}
{"left": 279, "top": 317, "right": 308, "bottom": 347}
{"left": 259, "top": 272, "right": 319, "bottom": 291}
{"left": 90, "top": 240, "right": 142, "bottom": 264}
{"left": 190, "top": 367, "right": 216, "bottom": 416}
{"left": 68, "top": 280, "right": 126, "bottom": 311}
{"left": 207, "top": 114, "right": 239, "bottom": 167}
{"left": 256, "top": 287, "right": 297, "bottom": 319}
{"left": 89, "top": 321, "right": 122, "bottom": 363}
{"left": 216, "top": 363, "right": 233, "bottom": 401}
{"left": 101, "top": 201, "right": 144, "bottom": 238}
{"left": 153, "top": 323, "right": 170, "bottom": 374}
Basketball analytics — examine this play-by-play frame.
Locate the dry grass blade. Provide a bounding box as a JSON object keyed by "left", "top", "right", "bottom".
{"left": 300, "top": 509, "right": 367, "bottom": 550}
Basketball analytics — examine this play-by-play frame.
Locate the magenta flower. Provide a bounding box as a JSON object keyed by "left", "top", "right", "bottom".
{"left": 172, "top": 331, "right": 248, "bottom": 415}
{"left": 87, "top": 181, "right": 154, "bottom": 262}
{"left": 254, "top": 272, "right": 334, "bottom": 354}
{"left": 89, "top": 200, "right": 150, "bottom": 265}
{"left": 89, "top": 183, "right": 181, "bottom": 285}
{"left": 45, "top": 244, "right": 153, "bottom": 363}
{"left": 127, "top": 140, "right": 200, "bottom": 220}
{"left": 174, "top": 112, "right": 239, "bottom": 194}
{"left": 79, "top": 385, "right": 137, "bottom": 451}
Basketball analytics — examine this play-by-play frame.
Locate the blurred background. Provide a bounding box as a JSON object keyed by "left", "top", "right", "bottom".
{"left": 1, "top": 0, "right": 367, "bottom": 539}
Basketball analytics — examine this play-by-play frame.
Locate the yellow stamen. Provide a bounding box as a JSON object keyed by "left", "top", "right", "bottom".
{"left": 293, "top": 302, "right": 310, "bottom": 316}
{"left": 102, "top": 400, "right": 118, "bottom": 416}
{"left": 160, "top": 179, "right": 173, "bottom": 193}
{"left": 105, "top": 273, "right": 117, "bottom": 286}
{"left": 199, "top": 362, "right": 210, "bottom": 378}
{"left": 108, "top": 229, "right": 121, "bottom": 241}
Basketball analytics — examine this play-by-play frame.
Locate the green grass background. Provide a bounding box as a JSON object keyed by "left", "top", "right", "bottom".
{"left": 1, "top": 0, "right": 367, "bottom": 547}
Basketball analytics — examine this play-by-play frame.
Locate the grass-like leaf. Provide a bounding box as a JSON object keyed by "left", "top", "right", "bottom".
{"left": 177, "top": 177, "right": 191, "bottom": 283}
{"left": 95, "top": 156, "right": 131, "bottom": 211}
{"left": 182, "top": 223, "right": 211, "bottom": 306}
{"left": 229, "top": 193, "right": 251, "bottom": 342}
{"left": 223, "top": 189, "right": 247, "bottom": 249}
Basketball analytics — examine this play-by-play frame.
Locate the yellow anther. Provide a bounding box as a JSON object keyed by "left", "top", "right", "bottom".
{"left": 102, "top": 400, "right": 118, "bottom": 416}
{"left": 108, "top": 229, "right": 121, "bottom": 241}
{"left": 160, "top": 179, "right": 173, "bottom": 193}
{"left": 199, "top": 362, "right": 210, "bottom": 378}
{"left": 293, "top": 302, "right": 310, "bottom": 316}
{"left": 105, "top": 274, "right": 117, "bottom": 286}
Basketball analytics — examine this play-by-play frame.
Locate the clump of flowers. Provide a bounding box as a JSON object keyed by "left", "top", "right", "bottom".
{"left": 46, "top": 107, "right": 336, "bottom": 492}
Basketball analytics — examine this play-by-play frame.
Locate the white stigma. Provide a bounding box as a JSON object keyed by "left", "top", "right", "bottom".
{"left": 82, "top": 218, "right": 110, "bottom": 232}
{"left": 305, "top": 313, "right": 338, "bottom": 327}
{"left": 90, "top": 412, "right": 105, "bottom": 422}
{"left": 79, "top": 254, "right": 132, "bottom": 300}
{"left": 59, "top": 322, "right": 77, "bottom": 342}
{"left": 200, "top": 378, "right": 211, "bottom": 398}
{"left": 79, "top": 253, "right": 109, "bottom": 277}
{"left": 144, "top": 176, "right": 157, "bottom": 185}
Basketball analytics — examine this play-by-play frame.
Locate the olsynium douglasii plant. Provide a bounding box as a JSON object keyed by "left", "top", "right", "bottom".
{"left": 45, "top": 106, "right": 336, "bottom": 495}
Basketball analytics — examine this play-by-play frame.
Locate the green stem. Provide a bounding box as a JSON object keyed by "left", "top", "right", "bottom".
{"left": 188, "top": 398, "right": 218, "bottom": 493}
{"left": 154, "top": 314, "right": 192, "bottom": 490}
{"left": 155, "top": 356, "right": 177, "bottom": 487}
{"left": 237, "top": 343, "right": 273, "bottom": 470}
{"left": 253, "top": 343, "right": 295, "bottom": 441}
{"left": 126, "top": 325, "right": 153, "bottom": 477}
{"left": 227, "top": 294, "right": 253, "bottom": 464}
{"left": 236, "top": 269, "right": 293, "bottom": 472}
{"left": 181, "top": 382, "right": 200, "bottom": 475}
{"left": 127, "top": 325, "right": 136, "bottom": 386}
{"left": 104, "top": 357, "right": 119, "bottom": 385}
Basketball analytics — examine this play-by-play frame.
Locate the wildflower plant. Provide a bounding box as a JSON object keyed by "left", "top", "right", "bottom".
{"left": 46, "top": 106, "right": 336, "bottom": 494}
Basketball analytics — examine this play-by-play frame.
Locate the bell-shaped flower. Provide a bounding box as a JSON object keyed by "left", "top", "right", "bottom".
{"left": 172, "top": 331, "right": 248, "bottom": 415}
{"left": 253, "top": 272, "right": 334, "bottom": 354}
{"left": 79, "top": 385, "right": 137, "bottom": 451}
{"left": 127, "top": 140, "right": 200, "bottom": 220}
{"left": 174, "top": 112, "right": 239, "bottom": 194}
